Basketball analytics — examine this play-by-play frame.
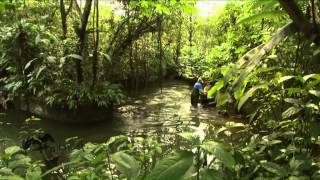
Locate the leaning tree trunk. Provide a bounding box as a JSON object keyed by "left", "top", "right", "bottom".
{"left": 230, "top": 23, "right": 298, "bottom": 90}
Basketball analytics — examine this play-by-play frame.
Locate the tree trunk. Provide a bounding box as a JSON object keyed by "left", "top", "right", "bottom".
{"left": 129, "top": 44, "right": 134, "bottom": 88}
{"left": 134, "top": 41, "right": 139, "bottom": 90}
{"left": 143, "top": 39, "right": 148, "bottom": 85}
{"left": 76, "top": 0, "right": 92, "bottom": 84}
{"left": 60, "top": 0, "right": 67, "bottom": 39}
{"left": 92, "top": 0, "right": 99, "bottom": 87}
{"left": 188, "top": 15, "right": 193, "bottom": 75}
{"left": 175, "top": 14, "right": 182, "bottom": 66}
{"left": 59, "top": 0, "right": 73, "bottom": 39}
{"left": 279, "top": 0, "right": 320, "bottom": 46}
{"left": 157, "top": 15, "right": 163, "bottom": 93}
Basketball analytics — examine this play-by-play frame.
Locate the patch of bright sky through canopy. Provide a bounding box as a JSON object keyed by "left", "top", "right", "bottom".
{"left": 196, "top": 0, "right": 227, "bottom": 17}
{"left": 78, "top": 0, "right": 227, "bottom": 18}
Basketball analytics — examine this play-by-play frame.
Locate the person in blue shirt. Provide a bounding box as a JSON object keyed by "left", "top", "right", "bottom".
{"left": 191, "top": 77, "right": 204, "bottom": 107}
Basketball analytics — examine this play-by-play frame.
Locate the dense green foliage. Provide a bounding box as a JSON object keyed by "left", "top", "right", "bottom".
{"left": 2, "top": 0, "right": 320, "bottom": 179}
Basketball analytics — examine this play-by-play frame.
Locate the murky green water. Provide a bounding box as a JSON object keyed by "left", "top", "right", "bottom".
{"left": 0, "top": 80, "right": 239, "bottom": 144}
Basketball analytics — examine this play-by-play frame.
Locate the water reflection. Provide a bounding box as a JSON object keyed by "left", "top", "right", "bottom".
{"left": 0, "top": 80, "right": 238, "bottom": 143}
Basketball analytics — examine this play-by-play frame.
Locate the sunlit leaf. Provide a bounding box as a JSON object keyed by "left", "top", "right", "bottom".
{"left": 47, "top": 56, "right": 56, "bottom": 63}
{"left": 207, "top": 80, "right": 224, "bottom": 98}
{"left": 282, "top": 106, "right": 302, "bottom": 119}
{"left": 284, "top": 98, "right": 303, "bottom": 106}
{"left": 68, "top": 54, "right": 83, "bottom": 60}
{"left": 278, "top": 76, "right": 294, "bottom": 83}
{"left": 36, "top": 66, "right": 46, "bottom": 79}
{"left": 309, "top": 90, "right": 320, "bottom": 97}
{"left": 5, "top": 146, "right": 23, "bottom": 156}
{"left": 24, "top": 58, "right": 37, "bottom": 71}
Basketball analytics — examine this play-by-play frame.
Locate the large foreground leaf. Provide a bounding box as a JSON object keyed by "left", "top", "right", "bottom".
{"left": 147, "top": 150, "right": 193, "bottom": 180}
{"left": 111, "top": 151, "right": 140, "bottom": 180}
{"left": 201, "top": 141, "right": 235, "bottom": 169}
{"left": 207, "top": 80, "right": 224, "bottom": 98}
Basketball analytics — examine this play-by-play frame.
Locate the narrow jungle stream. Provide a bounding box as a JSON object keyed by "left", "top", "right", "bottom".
{"left": 0, "top": 80, "right": 239, "bottom": 144}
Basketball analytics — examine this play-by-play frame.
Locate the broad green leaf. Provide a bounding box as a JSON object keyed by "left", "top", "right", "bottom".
{"left": 306, "top": 103, "right": 319, "bottom": 110}
{"left": 309, "top": 90, "right": 320, "bottom": 97}
{"left": 303, "top": 74, "right": 320, "bottom": 82}
{"left": 278, "top": 76, "right": 294, "bottom": 83}
{"left": 201, "top": 141, "right": 235, "bottom": 169}
{"left": 5, "top": 146, "right": 23, "bottom": 156}
{"left": 35, "top": 34, "right": 41, "bottom": 45}
{"left": 261, "top": 162, "right": 288, "bottom": 177}
{"left": 24, "top": 58, "right": 37, "bottom": 71}
{"left": 284, "top": 98, "right": 303, "bottom": 106}
{"left": 288, "top": 176, "right": 309, "bottom": 180}
{"left": 282, "top": 106, "right": 302, "bottom": 119}
{"left": 147, "top": 150, "right": 193, "bottom": 180}
{"left": 0, "top": 175, "right": 25, "bottom": 180}
{"left": 234, "top": 80, "right": 248, "bottom": 100}
{"left": 178, "top": 132, "right": 201, "bottom": 146}
{"left": 225, "top": 122, "right": 245, "bottom": 128}
{"left": 106, "top": 135, "right": 128, "bottom": 147}
{"left": 207, "top": 80, "right": 224, "bottom": 98}
{"left": 8, "top": 157, "right": 31, "bottom": 170}
{"left": 238, "top": 85, "right": 266, "bottom": 111}
{"left": 100, "top": 52, "right": 112, "bottom": 63}
{"left": 200, "top": 169, "right": 223, "bottom": 180}
{"left": 26, "top": 167, "right": 41, "bottom": 180}
{"left": 36, "top": 66, "right": 46, "bottom": 79}
{"left": 68, "top": 54, "right": 83, "bottom": 60}
{"left": 47, "top": 56, "right": 56, "bottom": 63}
{"left": 0, "top": 167, "right": 13, "bottom": 175}
{"left": 111, "top": 151, "right": 140, "bottom": 180}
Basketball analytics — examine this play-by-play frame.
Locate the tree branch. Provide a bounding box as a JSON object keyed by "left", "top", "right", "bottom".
{"left": 279, "top": 0, "right": 320, "bottom": 46}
